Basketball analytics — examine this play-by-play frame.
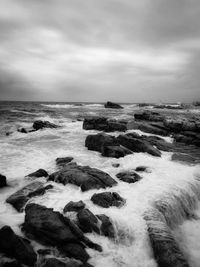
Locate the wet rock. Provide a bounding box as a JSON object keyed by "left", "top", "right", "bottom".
{"left": 17, "top": 127, "right": 28, "bottom": 134}
{"left": 112, "top": 163, "right": 120, "bottom": 168}
{"left": 116, "top": 171, "right": 142, "bottom": 183}
{"left": 97, "top": 214, "right": 115, "bottom": 238}
{"left": 144, "top": 136, "right": 174, "bottom": 151}
{"left": 173, "top": 132, "right": 200, "bottom": 147}
{"left": 83, "top": 117, "right": 127, "bottom": 132}
{"left": 171, "top": 153, "right": 197, "bottom": 164}
{"left": 33, "top": 120, "right": 59, "bottom": 130}
{"left": 134, "top": 111, "right": 164, "bottom": 122}
{"left": 6, "top": 182, "right": 53, "bottom": 212}
{"left": 40, "top": 257, "right": 80, "bottom": 267}
{"left": 91, "top": 192, "right": 125, "bottom": 208}
{"left": 0, "top": 226, "right": 37, "bottom": 266}
{"left": 0, "top": 174, "right": 7, "bottom": 188}
{"left": 77, "top": 209, "right": 99, "bottom": 234}
{"left": 64, "top": 201, "right": 86, "bottom": 213}
{"left": 48, "top": 164, "right": 117, "bottom": 192}
{"left": 104, "top": 101, "right": 123, "bottom": 109}
{"left": 85, "top": 133, "right": 118, "bottom": 153}
{"left": 27, "top": 168, "right": 48, "bottom": 178}
{"left": 22, "top": 203, "right": 102, "bottom": 257}
{"left": 117, "top": 134, "right": 161, "bottom": 157}
{"left": 56, "top": 157, "right": 74, "bottom": 166}
{"left": 138, "top": 123, "right": 168, "bottom": 136}
{"left": 135, "top": 166, "right": 149, "bottom": 172}
{"left": 102, "top": 145, "right": 132, "bottom": 158}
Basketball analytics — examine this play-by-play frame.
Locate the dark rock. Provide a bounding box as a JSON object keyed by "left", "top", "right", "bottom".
{"left": 1, "top": 260, "right": 22, "bottom": 267}
{"left": 77, "top": 209, "right": 99, "bottom": 234}
{"left": 102, "top": 145, "right": 132, "bottom": 158}
{"left": 27, "top": 168, "right": 48, "bottom": 178}
{"left": 97, "top": 214, "right": 115, "bottom": 238}
{"left": 144, "top": 136, "right": 174, "bottom": 151}
{"left": 138, "top": 123, "right": 168, "bottom": 136}
{"left": 135, "top": 166, "right": 149, "bottom": 172}
{"left": 0, "top": 174, "right": 7, "bottom": 188}
{"left": 33, "top": 120, "right": 59, "bottom": 130}
{"left": 22, "top": 203, "right": 102, "bottom": 257}
{"left": 64, "top": 201, "right": 86, "bottom": 213}
{"left": 83, "top": 117, "right": 127, "bottom": 132}
{"left": 0, "top": 226, "right": 37, "bottom": 266}
{"left": 56, "top": 157, "right": 74, "bottom": 166}
{"left": 104, "top": 101, "right": 123, "bottom": 109}
{"left": 134, "top": 111, "right": 164, "bottom": 122}
{"left": 17, "top": 127, "right": 28, "bottom": 134}
{"left": 6, "top": 182, "right": 53, "bottom": 212}
{"left": 61, "top": 243, "right": 89, "bottom": 263}
{"left": 116, "top": 171, "right": 142, "bottom": 183}
{"left": 112, "top": 163, "right": 120, "bottom": 168}
{"left": 85, "top": 133, "right": 118, "bottom": 153}
{"left": 41, "top": 257, "right": 80, "bottom": 267}
{"left": 48, "top": 164, "right": 117, "bottom": 192}
{"left": 91, "top": 192, "right": 125, "bottom": 208}
{"left": 117, "top": 134, "right": 161, "bottom": 157}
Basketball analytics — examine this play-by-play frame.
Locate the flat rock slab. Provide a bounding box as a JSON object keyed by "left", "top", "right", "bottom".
{"left": 6, "top": 182, "right": 53, "bottom": 212}
{"left": 0, "top": 226, "right": 37, "bottom": 266}
{"left": 48, "top": 163, "right": 117, "bottom": 191}
{"left": 91, "top": 192, "right": 126, "bottom": 208}
{"left": 116, "top": 171, "right": 142, "bottom": 183}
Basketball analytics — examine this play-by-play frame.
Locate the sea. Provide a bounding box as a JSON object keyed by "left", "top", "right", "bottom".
{"left": 0, "top": 101, "right": 200, "bottom": 267}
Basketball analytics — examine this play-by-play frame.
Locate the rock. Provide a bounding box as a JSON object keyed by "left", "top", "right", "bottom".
{"left": 64, "top": 201, "right": 86, "bottom": 213}
{"left": 85, "top": 133, "right": 118, "bottom": 153}
{"left": 0, "top": 226, "right": 37, "bottom": 266}
{"left": 171, "top": 153, "right": 197, "bottom": 164}
{"left": 0, "top": 174, "right": 7, "bottom": 188}
{"left": 40, "top": 257, "right": 80, "bottom": 267}
{"left": 97, "top": 214, "right": 115, "bottom": 238}
{"left": 27, "top": 169, "right": 48, "bottom": 178}
{"left": 83, "top": 117, "right": 127, "bottom": 132}
{"left": 112, "top": 163, "right": 120, "bottom": 168}
{"left": 17, "top": 127, "right": 28, "bottom": 134}
{"left": 22, "top": 203, "right": 102, "bottom": 256}
{"left": 144, "top": 136, "right": 174, "bottom": 151}
{"left": 102, "top": 145, "right": 132, "bottom": 158}
{"left": 48, "top": 164, "right": 117, "bottom": 192}
{"left": 134, "top": 111, "right": 164, "bottom": 122}
{"left": 77, "top": 209, "right": 99, "bottom": 234}
{"left": 56, "top": 157, "right": 74, "bottom": 166}
{"left": 33, "top": 120, "right": 59, "bottom": 130}
{"left": 104, "top": 101, "right": 123, "bottom": 109}
{"left": 117, "top": 134, "right": 161, "bottom": 157}
{"left": 138, "top": 123, "right": 168, "bottom": 136}
{"left": 116, "top": 171, "right": 142, "bottom": 183}
{"left": 91, "top": 192, "right": 125, "bottom": 208}
{"left": 61, "top": 243, "right": 89, "bottom": 263}
{"left": 173, "top": 132, "right": 200, "bottom": 147}
{"left": 1, "top": 260, "right": 22, "bottom": 267}
{"left": 135, "top": 166, "right": 149, "bottom": 172}
{"left": 6, "top": 182, "right": 53, "bottom": 212}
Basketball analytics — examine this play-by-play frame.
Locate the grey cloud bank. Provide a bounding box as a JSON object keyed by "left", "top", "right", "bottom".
{"left": 0, "top": 0, "right": 200, "bottom": 102}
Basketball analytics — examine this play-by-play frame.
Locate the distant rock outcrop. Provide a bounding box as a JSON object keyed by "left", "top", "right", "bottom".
{"left": 104, "top": 101, "right": 123, "bottom": 109}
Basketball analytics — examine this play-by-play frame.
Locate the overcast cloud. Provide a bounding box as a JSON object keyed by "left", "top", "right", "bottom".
{"left": 0, "top": 0, "right": 200, "bottom": 102}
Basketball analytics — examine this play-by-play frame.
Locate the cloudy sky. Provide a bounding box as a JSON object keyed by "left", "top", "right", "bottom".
{"left": 0, "top": 0, "right": 200, "bottom": 102}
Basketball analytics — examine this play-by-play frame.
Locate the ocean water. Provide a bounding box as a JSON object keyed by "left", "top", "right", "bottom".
{"left": 0, "top": 101, "right": 200, "bottom": 267}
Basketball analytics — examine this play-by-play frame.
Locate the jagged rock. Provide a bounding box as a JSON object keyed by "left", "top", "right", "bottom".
{"left": 64, "top": 201, "right": 86, "bottom": 213}
{"left": 91, "top": 192, "right": 125, "bottom": 208}
{"left": 6, "top": 182, "right": 53, "bottom": 212}
{"left": 104, "top": 101, "right": 123, "bottom": 109}
{"left": 112, "top": 163, "right": 120, "bottom": 168}
{"left": 48, "top": 164, "right": 117, "bottom": 192}
{"left": 85, "top": 133, "right": 118, "bottom": 153}
{"left": 56, "top": 157, "right": 74, "bottom": 166}
{"left": 77, "top": 209, "right": 99, "bottom": 234}
{"left": 0, "top": 226, "right": 37, "bottom": 266}
{"left": 97, "top": 214, "right": 115, "bottom": 238}
{"left": 33, "top": 120, "right": 59, "bottom": 130}
{"left": 134, "top": 111, "right": 164, "bottom": 122}
{"left": 116, "top": 171, "right": 142, "bottom": 183}
{"left": 27, "top": 169, "right": 48, "bottom": 178}
{"left": 0, "top": 174, "right": 7, "bottom": 188}
{"left": 83, "top": 117, "right": 127, "bottom": 132}
{"left": 102, "top": 145, "right": 132, "bottom": 158}
{"left": 117, "top": 134, "right": 161, "bottom": 157}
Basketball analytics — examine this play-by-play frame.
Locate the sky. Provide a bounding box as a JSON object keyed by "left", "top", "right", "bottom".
{"left": 0, "top": 0, "right": 200, "bottom": 103}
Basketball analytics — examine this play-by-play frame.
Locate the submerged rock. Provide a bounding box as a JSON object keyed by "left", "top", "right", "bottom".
{"left": 112, "top": 163, "right": 120, "bottom": 168}
{"left": 33, "top": 120, "right": 59, "bottom": 130}
{"left": 0, "top": 174, "right": 7, "bottom": 188}
{"left": 26, "top": 168, "right": 48, "bottom": 178}
{"left": 56, "top": 157, "right": 74, "bottom": 166}
{"left": 91, "top": 192, "right": 125, "bottom": 208}
{"left": 97, "top": 214, "right": 115, "bottom": 238}
{"left": 104, "top": 101, "right": 123, "bottom": 109}
{"left": 116, "top": 171, "right": 142, "bottom": 183}
{"left": 0, "top": 226, "right": 37, "bottom": 266}
{"left": 48, "top": 164, "right": 117, "bottom": 191}
{"left": 6, "top": 181, "right": 53, "bottom": 212}
{"left": 171, "top": 153, "right": 197, "bottom": 164}
{"left": 64, "top": 201, "right": 86, "bottom": 213}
